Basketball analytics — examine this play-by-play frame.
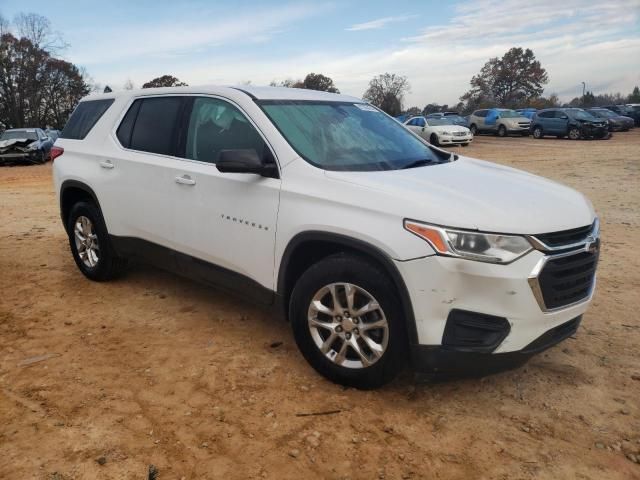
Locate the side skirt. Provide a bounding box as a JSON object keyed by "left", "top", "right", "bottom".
{"left": 109, "top": 235, "right": 275, "bottom": 307}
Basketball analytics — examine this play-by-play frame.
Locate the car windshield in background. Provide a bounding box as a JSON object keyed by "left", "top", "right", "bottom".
{"left": 259, "top": 101, "right": 445, "bottom": 171}
{"left": 498, "top": 110, "right": 521, "bottom": 118}
{"left": 428, "top": 118, "right": 455, "bottom": 126}
{"left": 570, "top": 109, "right": 598, "bottom": 121}
{"left": 592, "top": 110, "right": 615, "bottom": 118}
{"left": 1, "top": 130, "right": 38, "bottom": 141}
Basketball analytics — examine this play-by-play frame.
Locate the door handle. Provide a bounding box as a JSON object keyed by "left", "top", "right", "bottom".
{"left": 175, "top": 174, "right": 196, "bottom": 186}
{"left": 99, "top": 160, "right": 114, "bottom": 169}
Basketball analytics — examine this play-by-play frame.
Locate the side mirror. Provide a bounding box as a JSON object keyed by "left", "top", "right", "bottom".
{"left": 216, "top": 149, "right": 278, "bottom": 178}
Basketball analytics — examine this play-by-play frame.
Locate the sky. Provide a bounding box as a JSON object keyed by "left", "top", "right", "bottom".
{"left": 2, "top": 0, "right": 639, "bottom": 106}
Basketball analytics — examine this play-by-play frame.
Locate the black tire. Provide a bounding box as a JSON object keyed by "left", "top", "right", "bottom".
{"left": 497, "top": 125, "right": 507, "bottom": 137}
{"left": 67, "top": 201, "right": 128, "bottom": 281}
{"left": 289, "top": 254, "right": 406, "bottom": 389}
{"left": 532, "top": 126, "right": 544, "bottom": 139}
{"left": 429, "top": 133, "right": 440, "bottom": 147}
{"left": 461, "top": 143, "right": 469, "bottom": 147}
{"left": 568, "top": 127, "right": 581, "bottom": 140}
{"left": 469, "top": 124, "right": 477, "bottom": 135}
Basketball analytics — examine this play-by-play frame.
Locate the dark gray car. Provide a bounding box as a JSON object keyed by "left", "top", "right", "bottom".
{"left": 0, "top": 128, "right": 54, "bottom": 164}
{"left": 586, "top": 108, "right": 634, "bottom": 131}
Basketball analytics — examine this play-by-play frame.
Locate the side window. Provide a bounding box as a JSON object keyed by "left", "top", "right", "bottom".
{"left": 475, "top": 110, "right": 488, "bottom": 118}
{"left": 129, "top": 97, "right": 183, "bottom": 155}
{"left": 116, "top": 99, "right": 141, "bottom": 148}
{"left": 184, "top": 97, "right": 268, "bottom": 164}
{"left": 554, "top": 110, "right": 567, "bottom": 119}
{"left": 61, "top": 99, "right": 115, "bottom": 140}
{"left": 407, "top": 118, "right": 416, "bottom": 126}
{"left": 416, "top": 118, "right": 426, "bottom": 127}
{"left": 538, "top": 111, "right": 553, "bottom": 118}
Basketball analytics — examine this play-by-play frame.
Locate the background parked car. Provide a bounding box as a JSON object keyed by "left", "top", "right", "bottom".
{"left": 468, "top": 108, "right": 530, "bottom": 136}
{"left": 603, "top": 104, "right": 640, "bottom": 126}
{"left": 626, "top": 104, "right": 640, "bottom": 126}
{"left": 425, "top": 112, "right": 469, "bottom": 127}
{"left": 0, "top": 128, "right": 53, "bottom": 165}
{"left": 404, "top": 116, "right": 473, "bottom": 146}
{"left": 516, "top": 108, "right": 537, "bottom": 119}
{"left": 586, "top": 108, "right": 634, "bottom": 131}
{"left": 530, "top": 108, "right": 610, "bottom": 140}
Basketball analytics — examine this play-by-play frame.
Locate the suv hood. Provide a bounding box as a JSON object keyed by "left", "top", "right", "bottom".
{"left": 325, "top": 157, "right": 595, "bottom": 234}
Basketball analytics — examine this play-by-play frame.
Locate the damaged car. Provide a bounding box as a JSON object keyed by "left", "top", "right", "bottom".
{"left": 0, "top": 128, "right": 53, "bottom": 165}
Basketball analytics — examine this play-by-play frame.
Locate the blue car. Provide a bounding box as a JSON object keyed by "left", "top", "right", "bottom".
{"left": 530, "top": 108, "right": 610, "bottom": 140}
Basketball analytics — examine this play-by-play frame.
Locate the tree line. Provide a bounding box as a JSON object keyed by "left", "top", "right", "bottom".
{"left": 2, "top": 11, "right": 639, "bottom": 130}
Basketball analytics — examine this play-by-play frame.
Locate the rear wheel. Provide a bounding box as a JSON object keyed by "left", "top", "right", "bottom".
{"left": 532, "top": 126, "right": 544, "bottom": 139}
{"left": 430, "top": 133, "right": 440, "bottom": 146}
{"left": 67, "top": 201, "right": 128, "bottom": 281}
{"left": 497, "top": 125, "right": 507, "bottom": 137}
{"left": 289, "top": 254, "right": 406, "bottom": 389}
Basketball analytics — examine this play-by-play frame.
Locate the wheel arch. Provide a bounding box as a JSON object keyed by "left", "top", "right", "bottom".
{"left": 60, "top": 180, "right": 103, "bottom": 233}
{"left": 277, "top": 231, "right": 419, "bottom": 345}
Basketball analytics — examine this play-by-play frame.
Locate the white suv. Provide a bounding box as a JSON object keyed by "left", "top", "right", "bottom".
{"left": 53, "top": 86, "right": 599, "bottom": 388}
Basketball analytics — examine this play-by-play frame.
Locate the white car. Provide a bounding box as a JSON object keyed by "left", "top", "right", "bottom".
{"left": 53, "top": 86, "right": 599, "bottom": 389}
{"left": 404, "top": 116, "right": 473, "bottom": 147}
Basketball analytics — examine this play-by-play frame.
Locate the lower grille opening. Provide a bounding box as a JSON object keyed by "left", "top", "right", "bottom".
{"left": 442, "top": 310, "right": 510, "bottom": 353}
{"left": 522, "top": 316, "right": 582, "bottom": 354}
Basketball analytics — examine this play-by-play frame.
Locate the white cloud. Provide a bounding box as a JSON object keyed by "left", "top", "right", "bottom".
{"left": 86, "top": 1, "right": 640, "bottom": 106}
{"left": 346, "top": 15, "right": 417, "bottom": 32}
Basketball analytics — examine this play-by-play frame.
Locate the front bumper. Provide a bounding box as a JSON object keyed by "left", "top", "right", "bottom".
{"left": 437, "top": 133, "right": 473, "bottom": 145}
{"left": 579, "top": 124, "right": 609, "bottom": 139}
{"left": 396, "top": 248, "right": 595, "bottom": 374}
{"left": 0, "top": 151, "right": 43, "bottom": 164}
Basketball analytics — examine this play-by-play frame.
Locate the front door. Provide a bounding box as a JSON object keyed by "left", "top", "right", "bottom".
{"left": 168, "top": 96, "right": 281, "bottom": 295}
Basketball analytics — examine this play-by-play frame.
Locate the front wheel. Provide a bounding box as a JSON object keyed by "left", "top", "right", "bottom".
{"left": 497, "top": 125, "right": 507, "bottom": 137}
{"left": 568, "top": 127, "right": 581, "bottom": 140}
{"left": 289, "top": 254, "right": 406, "bottom": 389}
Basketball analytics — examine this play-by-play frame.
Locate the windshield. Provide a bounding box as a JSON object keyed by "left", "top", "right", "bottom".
{"left": 570, "top": 109, "right": 599, "bottom": 121}
{"left": 591, "top": 109, "right": 614, "bottom": 118}
{"left": 1, "top": 130, "right": 38, "bottom": 141}
{"left": 259, "top": 101, "right": 446, "bottom": 171}
{"left": 498, "top": 110, "right": 521, "bottom": 118}
{"left": 428, "top": 118, "right": 456, "bottom": 126}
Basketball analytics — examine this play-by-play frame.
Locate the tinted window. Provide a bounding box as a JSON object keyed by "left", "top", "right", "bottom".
{"left": 116, "top": 99, "right": 141, "bottom": 148}
{"left": 260, "top": 101, "right": 445, "bottom": 172}
{"left": 554, "top": 111, "right": 568, "bottom": 119}
{"left": 406, "top": 118, "right": 416, "bottom": 126}
{"left": 129, "top": 97, "right": 183, "bottom": 155}
{"left": 185, "top": 97, "right": 267, "bottom": 164}
{"left": 416, "top": 117, "right": 426, "bottom": 127}
{"left": 538, "top": 111, "right": 554, "bottom": 118}
{"left": 61, "top": 99, "right": 114, "bottom": 140}
{"left": 475, "top": 110, "right": 488, "bottom": 117}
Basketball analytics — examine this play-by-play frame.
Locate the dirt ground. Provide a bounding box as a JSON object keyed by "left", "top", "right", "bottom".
{"left": 1, "top": 131, "right": 639, "bottom": 480}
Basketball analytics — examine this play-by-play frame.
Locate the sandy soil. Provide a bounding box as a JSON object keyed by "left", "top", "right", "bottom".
{"left": 1, "top": 131, "right": 639, "bottom": 480}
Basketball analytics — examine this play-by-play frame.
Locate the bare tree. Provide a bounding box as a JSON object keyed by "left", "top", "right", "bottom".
{"left": 362, "top": 73, "right": 410, "bottom": 116}
{"left": 13, "top": 12, "right": 67, "bottom": 53}
{"left": 0, "top": 14, "right": 9, "bottom": 36}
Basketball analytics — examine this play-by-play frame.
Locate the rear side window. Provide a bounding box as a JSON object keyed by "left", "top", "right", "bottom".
{"left": 116, "top": 100, "right": 141, "bottom": 148}
{"left": 129, "top": 97, "right": 183, "bottom": 155}
{"left": 60, "top": 99, "right": 114, "bottom": 140}
{"left": 538, "top": 111, "right": 554, "bottom": 118}
{"left": 475, "top": 110, "right": 488, "bottom": 117}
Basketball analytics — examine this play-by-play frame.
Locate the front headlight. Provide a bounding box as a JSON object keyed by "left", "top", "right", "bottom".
{"left": 404, "top": 220, "right": 533, "bottom": 264}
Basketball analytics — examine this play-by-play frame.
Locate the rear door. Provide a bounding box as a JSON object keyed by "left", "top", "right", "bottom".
{"left": 553, "top": 110, "right": 570, "bottom": 134}
{"left": 107, "top": 95, "right": 187, "bottom": 251}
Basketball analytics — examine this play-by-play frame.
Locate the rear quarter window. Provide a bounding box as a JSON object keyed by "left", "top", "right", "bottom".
{"left": 60, "top": 99, "right": 115, "bottom": 140}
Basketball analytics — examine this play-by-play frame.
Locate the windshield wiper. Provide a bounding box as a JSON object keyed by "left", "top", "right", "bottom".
{"left": 402, "top": 159, "right": 436, "bottom": 169}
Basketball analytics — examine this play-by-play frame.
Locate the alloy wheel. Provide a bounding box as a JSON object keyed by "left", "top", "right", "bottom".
{"left": 307, "top": 282, "right": 389, "bottom": 369}
{"left": 74, "top": 215, "right": 100, "bottom": 268}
